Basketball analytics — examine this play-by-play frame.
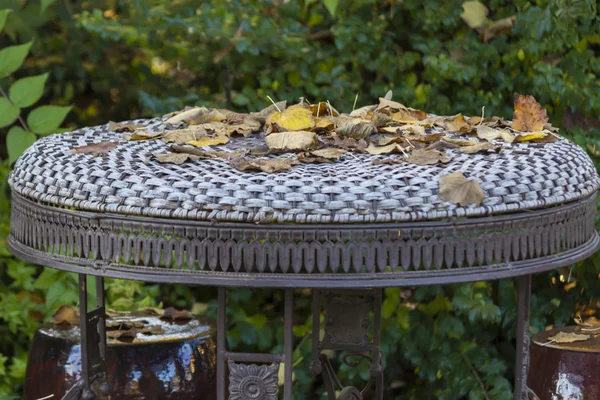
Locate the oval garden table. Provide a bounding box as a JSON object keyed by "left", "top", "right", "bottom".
{"left": 8, "top": 117, "right": 600, "bottom": 400}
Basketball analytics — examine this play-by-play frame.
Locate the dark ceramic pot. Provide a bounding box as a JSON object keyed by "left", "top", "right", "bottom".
{"left": 527, "top": 325, "right": 600, "bottom": 400}
{"left": 24, "top": 313, "right": 217, "bottom": 400}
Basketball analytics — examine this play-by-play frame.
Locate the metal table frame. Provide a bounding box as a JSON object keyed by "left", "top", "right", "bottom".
{"left": 9, "top": 191, "right": 599, "bottom": 400}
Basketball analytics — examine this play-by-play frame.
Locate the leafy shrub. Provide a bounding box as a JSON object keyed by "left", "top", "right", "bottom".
{"left": 1, "top": 0, "right": 599, "bottom": 398}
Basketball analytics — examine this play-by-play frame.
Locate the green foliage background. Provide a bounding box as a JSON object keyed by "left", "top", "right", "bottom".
{"left": 1, "top": 0, "right": 600, "bottom": 398}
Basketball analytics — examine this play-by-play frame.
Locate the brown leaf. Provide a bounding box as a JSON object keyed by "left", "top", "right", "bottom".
{"left": 187, "top": 135, "right": 230, "bottom": 147}
{"left": 366, "top": 111, "right": 392, "bottom": 127}
{"left": 108, "top": 121, "right": 144, "bottom": 132}
{"left": 298, "top": 153, "right": 333, "bottom": 164}
{"left": 123, "top": 131, "right": 162, "bottom": 141}
{"left": 365, "top": 143, "right": 407, "bottom": 155}
{"left": 266, "top": 105, "right": 315, "bottom": 132}
{"left": 444, "top": 114, "right": 474, "bottom": 133}
{"left": 153, "top": 152, "right": 200, "bottom": 164}
{"left": 52, "top": 305, "right": 79, "bottom": 326}
{"left": 106, "top": 320, "right": 146, "bottom": 329}
{"left": 106, "top": 328, "right": 138, "bottom": 340}
{"left": 161, "top": 307, "right": 193, "bottom": 321}
{"left": 72, "top": 141, "right": 118, "bottom": 155}
{"left": 230, "top": 157, "right": 297, "bottom": 173}
{"left": 390, "top": 109, "right": 427, "bottom": 123}
{"left": 310, "top": 102, "right": 339, "bottom": 117}
{"left": 336, "top": 120, "right": 377, "bottom": 139}
{"left": 378, "top": 136, "right": 411, "bottom": 147}
{"left": 439, "top": 171, "right": 484, "bottom": 206}
{"left": 405, "top": 149, "right": 452, "bottom": 165}
{"left": 376, "top": 98, "right": 408, "bottom": 111}
{"left": 265, "top": 131, "right": 317, "bottom": 152}
{"left": 512, "top": 93, "right": 549, "bottom": 132}
{"left": 161, "top": 126, "right": 208, "bottom": 144}
{"left": 456, "top": 142, "right": 499, "bottom": 154}
{"left": 332, "top": 136, "right": 368, "bottom": 151}
{"left": 547, "top": 331, "right": 590, "bottom": 344}
{"left": 426, "top": 141, "right": 460, "bottom": 151}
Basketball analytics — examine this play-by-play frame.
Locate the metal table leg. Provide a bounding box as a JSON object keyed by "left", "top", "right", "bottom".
{"left": 514, "top": 275, "right": 532, "bottom": 400}
{"left": 310, "top": 289, "right": 383, "bottom": 400}
{"left": 63, "top": 275, "right": 110, "bottom": 400}
{"left": 216, "top": 287, "right": 294, "bottom": 400}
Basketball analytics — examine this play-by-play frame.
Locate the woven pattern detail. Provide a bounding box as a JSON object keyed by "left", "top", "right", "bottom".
{"left": 10, "top": 192, "right": 597, "bottom": 275}
{"left": 9, "top": 118, "right": 600, "bottom": 224}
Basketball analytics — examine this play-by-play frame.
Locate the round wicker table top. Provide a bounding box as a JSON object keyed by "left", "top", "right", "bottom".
{"left": 7, "top": 117, "right": 600, "bottom": 287}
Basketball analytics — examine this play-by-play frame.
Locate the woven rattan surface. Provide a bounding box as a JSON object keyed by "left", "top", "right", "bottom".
{"left": 9, "top": 117, "right": 600, "bottom": 224}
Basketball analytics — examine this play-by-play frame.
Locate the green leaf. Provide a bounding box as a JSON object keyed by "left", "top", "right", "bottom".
{"left": 9, "top": 72, "right": 48, "bottom": 108}
{"left": 0, "top": 97, "right": 19, "bottom": 128}
{"left": 26, "top": 105, "right": 71, "bottom": 134}
{"left": 6, "top": 126, "right": 35, "bottom": 164}
{"left": 40, "top": 0, "right": 56, "bottom": 12}
{"left": 323, "top": 0, "right": 339, "bottom": 17}
{"left": 0, "top": 9, "right": 11, "bottom": 33}
{"left": 0, "top": 41, "right": 32, "bottom": 78}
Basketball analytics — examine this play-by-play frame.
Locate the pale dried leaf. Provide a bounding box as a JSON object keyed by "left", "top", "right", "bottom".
{"left": 265, "top": 131, "right": 316, "bottom": 152}
{"left": 332, "top": 136, "right": 368, "bottom": 151}
{"left": 123, "top": 130, "right": 163, "bottom": 141}
{"left": 391, "top": 109, "right": 427, "bottom": 123}
{"left": 500, "top": 130, "right": 516, "bottom": 143}
{"left": 426, "top": 141, "right": 460, "bottom": 151}
{"left": 365, "top": 143, "right": 406, "bottom": 155}
{"left": 266, "top": 105, "right": 315, "bottom": 131}
{"left": 311, "top": 148, "right": 347, "bottom": 160}
{"left": 547, "top": 331, "right": 590, "bottom": 344}
{"left": 442, "top": 137, "right": 478, "bottom": 146}
{"left": 513, "top": 93, "right": 549, "bottom": 132}
{"left": 439, "top": 171, "right": 484, "bottom": 206}
{"left": 376, "top": 98, "right": 407, "bottom": 111}
{"left": 366, "top": 111, "right": 392, "bottom": 127}
{"left": 405, "top": 149, "right": 452, "bottom": 165}
{"left": 350, "top": 105, "right": 376, "bottom": 117}
{"left": 476, "top": 125, "right": 506, "bottom": 141}
{"left": 108, "top": 121, "right": 144, "bottom": 132}
{"left": 444, "top": 114, "right": 473, "bottom": 133}
{"left": 314, "top": 117, "right": 335, "bottom": 130}
{"left": 72, "top": 141, "right": 118, "bottom": 155}
{"left": 456, "top": 142, "right": 499, "bottom": 154}
{"left": 170, "top": 144, "right": 245, "bottom": 160}
{"left": 251, "top": 101, "right": 288, "bottom": 119}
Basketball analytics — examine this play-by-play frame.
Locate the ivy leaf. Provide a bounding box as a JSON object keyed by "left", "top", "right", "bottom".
{"left": 26, "top": 105, "right": 71, "bottom": 135}
{"left": 323, "top": 0, "right": 339, "bottom": 17}
{"left": 0, "top": 97, "right": 19, "bottom": 128}
{"left": 512, "top": 93, "right": 548, "bottom": 132}
{"left": 9, "top": 73, "right": 49, "bottom": 108}
{"left": 0, "top": 9, "right": 11, "bottom": 33}
{"left": 439, "top": 171, "right": 484, "bottom": 206}
{"left": 0, "top": 41, "right": 32, "bottom": 78}
{"left": 6, "top": 126, "right": 36, "bottom": 164}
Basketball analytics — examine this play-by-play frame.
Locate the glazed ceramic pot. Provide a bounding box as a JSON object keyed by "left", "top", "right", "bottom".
{"left": 24, "top": 313, "right": 217, "bottom": 399}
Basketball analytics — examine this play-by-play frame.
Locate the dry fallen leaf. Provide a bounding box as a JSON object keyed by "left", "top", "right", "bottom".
{"left": 365, "top": 143, "right": 407, "bottom": 155}
{"left": 310, "top": 102, "right": 339, "bottom": 117}
{"left": 376, "top": 98, "right": 407, "bottom": 111}
{"left": 515, "top": 131, "right": 548, "bottom": 142}
{"left": 512, "top": 93, "right": 549, "bottom": 132}
{"left": 444, "top": 114, "right": 474, "bottom": 133}
{"left": 123, "top": 131, "right": 163, "bottom": 141}
{"left": 442, "top": 137, "right": 478, "bottom": 147}
{"left": 170, "top": 144, "right": 245, "bottom": 160}
{"left": 546, "top": 331, "right": 590, "bottom": 344}
{"left": 187, "top": 135, "right": 230, "bottom": 148}
{"left": 72, "top": 141, "right": 118, "bottom": 155}
{"left": 314, "top": 117, "right": 335, "bottom": 130}
{"left": 405, "top": 149, "right": 452, "bottom": 165}
{"left": 267, "top": 105, "right": 315, "bottom": 132}
{"left": 161, "top": 307, "right": 193, "bottom": 321}
{"left": 311, "top": 148, "right": 347, "bottom": 160}
{"left": 439, "top": 171, "right": 484, "bottom": 206}
{"left": 166, "top": 107, "right": 226, "bottom": 125}
{"left": 332, "top": 136, "right": 368, "bottom": 151}
{"left": 456, "top": 142, "right": 499, "bottom": 154}
{"left": 265, "top": 131, "right": 316, "bottom": 152}
{"left": 336, "top": 120, "right": 377, "bottom": 139}
{"left": 161, "top": 126, "right": 208, "bottom": 144}
{"left": 153, "top": 152, "right": 200, "bottom": 164}
{"left": 575, "top": 316, "right": 600, "bottom": 332}
{"left": 106, "top": 328, "right": 138, "bottom": 340}
{"left": 350, "top": 105, "right": 376, "bottom": 117}
{"left": 391, "top": 109, "right": 427, "bottom": 124}
{"left": 460, "top": 0, "right": 489, "bottom": 29}
{"left": 251, "top": 101, "right": 288, "bottom": 120}
{"left": 108, "top": 121, "right": 144, "bottom": 133}
{"left": 231, "top": 157, "right": 297, "bottom": 173}
{"left": 52, "top": 305, "right": 79, "bottom": 326}
{"left": 404, "top": 131, "right": 443, "bottom": 144}
{"left": 366, "top": 111, "right": 392, "bottom": 127}
{"left": 426, "top": 141, "right": 460, "bottom": 151}
{"left": 476, "top": 125, "right": 511, "bottom": 141}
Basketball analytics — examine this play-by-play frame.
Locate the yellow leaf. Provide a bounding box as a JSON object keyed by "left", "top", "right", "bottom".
{"left": 266, "top": 105, "right": 315, "bottom": 131}
{"left": 187, "top": 135, "right": 229, "bottom": 147}
{"left": 460, "top": 0, "right": 489, "bottom": 29}
{"left": 514, "top": 132, "right": 547, "bottom": 142}
{"left": 512, "top": 93, "right": 549, "bottom": 132}
{"left": 314, "top": 117, "right": 335, "bottom": 130}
